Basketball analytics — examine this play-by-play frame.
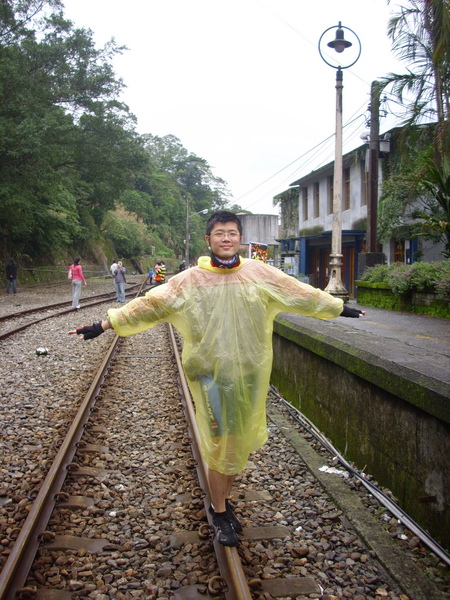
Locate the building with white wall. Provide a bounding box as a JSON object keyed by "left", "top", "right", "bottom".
{"left": 274, "top": 126, "right": 445, "bottom": 296}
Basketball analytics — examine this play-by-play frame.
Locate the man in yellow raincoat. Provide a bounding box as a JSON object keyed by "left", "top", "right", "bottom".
{"left": 70, "top": 211, "right": 365, "bottom": 546}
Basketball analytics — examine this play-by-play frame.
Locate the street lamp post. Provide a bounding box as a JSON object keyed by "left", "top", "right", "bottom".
{"left": 185, "top": 196, "right": 208, "bottom": 266}
{"left": 318, "top": 22, "right": 361, "bottom": 301}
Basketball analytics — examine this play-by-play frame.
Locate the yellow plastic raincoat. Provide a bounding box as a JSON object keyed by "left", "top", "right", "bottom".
{"left": 107, "top": 257, "right": 343, "bottom": 475}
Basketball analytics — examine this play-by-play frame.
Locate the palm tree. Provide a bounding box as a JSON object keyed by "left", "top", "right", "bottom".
{"left": 415, "top": 159, "right": 450, "bottom": 257}
{"left": 383, "top": 0, "right": 450, "bottom": 164}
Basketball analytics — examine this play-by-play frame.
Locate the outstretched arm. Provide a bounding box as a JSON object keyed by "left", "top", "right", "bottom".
{"left": 340, "top": 306, "right": 366, "bottom": 318}
{"left": 68, "top": 319, "right": 111, "bottom": 340}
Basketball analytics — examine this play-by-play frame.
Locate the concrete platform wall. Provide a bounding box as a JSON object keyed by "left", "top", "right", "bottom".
{"left": 271, "top": 318, "right": 450, "bottom": 551}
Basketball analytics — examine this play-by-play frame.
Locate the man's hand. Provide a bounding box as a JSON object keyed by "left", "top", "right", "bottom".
{"left": 68, "top": 321, "right": 104, "bottom": 340}
{"left": 341, "top": 305, "right": 366, "bottom": 318}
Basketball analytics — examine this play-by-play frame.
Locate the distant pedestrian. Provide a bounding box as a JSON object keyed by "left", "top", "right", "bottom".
{"left": 68, "top": 257, "right": 87, "bottom": 310}
{"left": 148, "top": 267, "right": 155, "bottom": 285}
{"left": 5, "top": 258, "right": 17, "bottom": 296}
{"left": 113, "top": 260, "right": 126, "bottom": 302}
{"left": 154, "top": 260, "right": 166, "bottom": 285}
{"left": 178, "top": 260, "right": 187, "bottom": 272}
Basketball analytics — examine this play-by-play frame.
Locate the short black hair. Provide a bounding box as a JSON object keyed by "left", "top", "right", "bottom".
{"left": 73, "top": 256, "right": 81, "bottom": 265}
{"left": 206, "top": 211, "right": 242, "bottom": 236}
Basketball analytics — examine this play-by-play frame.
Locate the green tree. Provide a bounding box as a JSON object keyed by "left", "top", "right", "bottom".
{"left": 384, "top": 0, "right": 450, "bottom": 163}
{"left": 415, "top": 159, "right": 450, "bottom": 256}
{"left": 378, "top": 1, "right": 450, "bottom": 254}
{"left": 0, "top": 2, "right": 145, "bottom": 257}
{"left": 143, "top": 134, "right": 231, "bottom": 212}
{"left": 102, "top": 210, "right": 154, "bottom": 258}
{"left": 136, "top": 134, "right": 232, "bottom": 259}
{"left": 0, "top": 1, "right": 236, "bottom": 264}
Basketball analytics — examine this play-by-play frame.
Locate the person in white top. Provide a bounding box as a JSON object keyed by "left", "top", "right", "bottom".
{"left": 110, "top": 260, "right": 117, "bottom": 275}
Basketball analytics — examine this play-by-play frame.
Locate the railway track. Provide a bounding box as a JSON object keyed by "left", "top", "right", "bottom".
{"left": 0, "top": 322, "right": 290, "bottom": 600}
{"left": 0, "top": 288, "right": 448, "bottom": 600}
{"left": 0, "top": 282, "right": 148, "bottom": 341}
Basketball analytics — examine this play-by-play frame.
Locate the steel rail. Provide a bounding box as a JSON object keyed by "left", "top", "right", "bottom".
{"left": 0, "top": 282, "right": 145, "bottom": 324}
{"left": 0, "top": 333, "right": 121, "bottom": 600}
{"left": 167, "top": 324, "right": 253, "bottom": 600}
{"left": 0, "top": 281, "right": 159, "bottom": 599}
{"left": 271, "top": 386, "right": 450, "bottom": 568}
{"left": 0, "top": 293, "right": 113, "bottom": 324}
{"left": 0, "top": 284, "right": 152, "bottom": 341}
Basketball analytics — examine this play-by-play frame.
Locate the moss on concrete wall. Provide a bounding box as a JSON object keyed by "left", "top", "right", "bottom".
{"left": 271, "top": 321, "right": 450, "bottom": 551}
{"left": 356, "top": 281, "right": 450, "bottom": 319}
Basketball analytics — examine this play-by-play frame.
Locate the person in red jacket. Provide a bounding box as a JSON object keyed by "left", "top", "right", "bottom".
{"left": 68, "top": 256, "right": 87, "bottom": 310}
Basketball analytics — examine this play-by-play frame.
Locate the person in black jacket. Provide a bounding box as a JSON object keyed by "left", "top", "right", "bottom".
{"left": 6, "top": 258, "right": 17, "bottom": 295}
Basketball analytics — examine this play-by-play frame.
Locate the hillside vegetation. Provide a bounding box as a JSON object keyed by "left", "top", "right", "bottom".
{"left": 0, "top": 0, "right": 241, "bottom": 269}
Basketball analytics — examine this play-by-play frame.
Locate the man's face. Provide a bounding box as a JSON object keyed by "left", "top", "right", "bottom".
{"left": 206, "top": 221, "right": 242, "bottom": 260}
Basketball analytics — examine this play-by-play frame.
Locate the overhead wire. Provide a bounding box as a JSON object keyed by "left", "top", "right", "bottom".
{"left": 239, "top": 107, "right": 367, "bottom": 211}
{"left": 236, "top": 133, "right": 334, "bottom": 203}
{"left": 239, "top": 1, "right": 405, "bottom": 212}
{"left": 256, "top": 0, "right": 373, "bottom": 87}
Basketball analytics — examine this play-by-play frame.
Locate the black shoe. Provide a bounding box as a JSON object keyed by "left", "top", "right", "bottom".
{"left": 209, "top": 501, "right": 243, "bottom": 534}
{"left": 225, "top": 499, "right": 243, "bottom": 533}
{"left": 210, "top": 510, "right": 239, "bottom": 547}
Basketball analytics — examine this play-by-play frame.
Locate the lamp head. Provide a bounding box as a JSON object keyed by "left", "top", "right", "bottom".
{"left": 327, "top": 22, "right": 352, "bottom": 53}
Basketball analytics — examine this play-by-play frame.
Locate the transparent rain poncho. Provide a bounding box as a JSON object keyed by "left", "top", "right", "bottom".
{"left": 107, "top": 257, "right": 343, "bottom": 475}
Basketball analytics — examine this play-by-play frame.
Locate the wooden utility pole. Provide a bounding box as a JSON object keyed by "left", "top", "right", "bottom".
{"left": 357, "top": 80, "right": 385, "bottom": 279}
{"left": 367, "top": 80, "right": 380, "bottom": 253}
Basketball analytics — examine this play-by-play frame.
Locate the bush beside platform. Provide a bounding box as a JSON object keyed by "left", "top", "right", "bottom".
{"left": 355, "top": 280, "right": 450, "bottom": 318}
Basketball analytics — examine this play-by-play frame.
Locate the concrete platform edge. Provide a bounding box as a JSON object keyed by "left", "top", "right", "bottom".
{"left": 273, "top": 316, "right": 450, "bottom": 424}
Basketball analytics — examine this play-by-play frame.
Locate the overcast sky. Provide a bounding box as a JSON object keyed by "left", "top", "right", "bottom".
{"left": 62, "top": 0, "right": 406, "bottom": 215}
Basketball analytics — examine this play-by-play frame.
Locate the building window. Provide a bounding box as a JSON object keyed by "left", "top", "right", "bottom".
{"left": 302, "top": 187, "right": 308, "bottom": 221}
{"left": 343, "top": 168, "right": 350, "bottom": 211}
{"left": 328, "top": 176, "right": 333, "bottom": 215}
{"left": 313, "top": 182, "right": 320, "bottom": 218}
